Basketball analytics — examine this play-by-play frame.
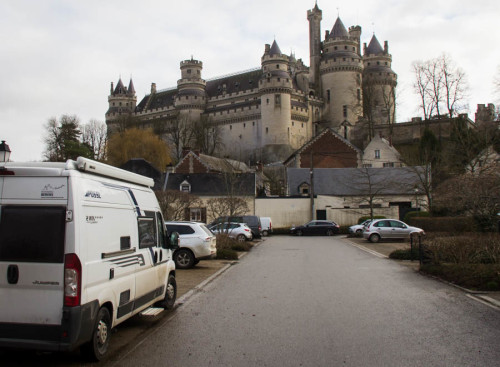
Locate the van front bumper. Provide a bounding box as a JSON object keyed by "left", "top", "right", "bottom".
{"left": 0, "top": 300, "right": 99, "bottom": 352}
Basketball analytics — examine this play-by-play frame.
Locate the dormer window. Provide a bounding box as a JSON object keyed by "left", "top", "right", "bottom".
{"left": 299, "top": 182, "right": 310, "bottom": 196}
{"left": 375, "top": 150, "right": 381, "bottom": 159}
{"left": 180, "top": 180, "right": 191, "bottom": 193}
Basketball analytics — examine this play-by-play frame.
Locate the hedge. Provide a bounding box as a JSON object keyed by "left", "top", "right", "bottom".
{"left": 409, "top": 216, "right": 476, "bottom": 233}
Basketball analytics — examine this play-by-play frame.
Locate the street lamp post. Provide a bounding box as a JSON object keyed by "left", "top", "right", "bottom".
{"left": 414, "top": 188, "right": 420, "bottom": 211}
{"left": 0, "top": 140, "right": 11, "bottom": 162}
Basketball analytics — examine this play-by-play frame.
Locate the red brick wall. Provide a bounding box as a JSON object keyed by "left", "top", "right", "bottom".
{"left": 175, "top": 155, "right": 210, "bottom": 173}
{"left": 299, "top": 133, "right": 358, "bottom": 168}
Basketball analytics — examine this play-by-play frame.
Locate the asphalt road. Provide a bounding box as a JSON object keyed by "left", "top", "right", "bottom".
{"left": 105, "top": 236, "right": 500, "bottom": 367}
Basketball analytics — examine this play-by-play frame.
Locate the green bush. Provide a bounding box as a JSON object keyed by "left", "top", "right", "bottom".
{"left": 420, "top": 263, "right": 500, "bottom": 291}
{"left": 216, "top": 248, "right": 239, "bottom": 260}
{"left": 410, "top": 217, "right": 475, "bottom": 233}
{"left": 389, "top": 247, "right": 420, "bottom": 260}
{"left": 404, "top": 211, "right": 430, "bottom": 224}
{"left": 231, "top": 241, "right": 253, "bottom": 252}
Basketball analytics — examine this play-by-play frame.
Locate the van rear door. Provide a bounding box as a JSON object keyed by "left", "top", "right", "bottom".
{"left": 0, "top": 176, "right": 67, "bottom": 327}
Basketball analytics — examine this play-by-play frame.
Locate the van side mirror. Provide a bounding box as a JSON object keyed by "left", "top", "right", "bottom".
{"left": 168, "top": 232, "right": 180, "bottom": 250}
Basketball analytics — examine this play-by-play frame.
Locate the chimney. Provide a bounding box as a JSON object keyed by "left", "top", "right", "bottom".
{"left": 151, "top": 83, "right": 157, "bottom": 94}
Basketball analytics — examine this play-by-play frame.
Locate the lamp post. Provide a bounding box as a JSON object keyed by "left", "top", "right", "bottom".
{"left": 0, "top": 140, "right": 11, "bottom": 162}
{"left": 414, "top": 188, "right": 420, "bottom": 211}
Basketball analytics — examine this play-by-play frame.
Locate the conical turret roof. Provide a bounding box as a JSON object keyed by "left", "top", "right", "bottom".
{"left": 330, "top": 17, "right": 348, "bottom": 38}
{"left": 366, "top": 35, "right": 384, "bottom": 55}
{"left": 128, "top": 78, "right": 136, "bottom": 95}
{"left": 113, "top": 78, "right": 126, "bottom": 95}
{"left": 269, "top": 40, "right": 282, "bottom": 56}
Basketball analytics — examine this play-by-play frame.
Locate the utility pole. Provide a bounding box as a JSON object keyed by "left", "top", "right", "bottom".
{"left": 310, "top": 151, "right": 314, "bottom": 221}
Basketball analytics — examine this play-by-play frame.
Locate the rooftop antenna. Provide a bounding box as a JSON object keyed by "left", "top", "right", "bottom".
{"left": 372, "top": 22, "right": 375, "bottom": 35}
{"left": 337, "top": 7, "right": 340, "bottom": 18}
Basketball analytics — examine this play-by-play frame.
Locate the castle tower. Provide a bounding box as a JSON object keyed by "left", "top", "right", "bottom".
{"left": 106, "top": 77, "right": 137, "bottom": 124}
{"left": 307, "top": 2, "right": 322, "bottom": 91}
{"left": 259, "top": 40, "right": 294, "bottom": 159}
{"left": 174, "top": 58, "right": 207, "bottom": 122}
{"left": 362, "top": 35, "right": 397, "bottom": 126}
{"left": 320, "top": 17, "right": 363, "bottom": 131}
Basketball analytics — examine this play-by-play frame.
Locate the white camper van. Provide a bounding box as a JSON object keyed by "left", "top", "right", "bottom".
{"left": 0, "top": 157, "right": 178, "bottom": 361}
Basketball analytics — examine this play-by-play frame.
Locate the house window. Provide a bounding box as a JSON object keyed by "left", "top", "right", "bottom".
{"left": 190, "top": 208, "right": 202, "bottom": 222}
{"left": 266, "top": 127, "right": 269, "bottom": 134}
{"left": 375, "top": 150, "right": 381, "bottom": 159}
{"left": 253, "top": 121, "right": 255, "bottom": 126}
{"left": 383, "top": 162, "right": 394, "bottom": 167}
{"left": 187, "top": 69, "right": 191, "bottom": 74}
{"left": 180, "top": 180, "right": 191, "bottom": 192}
{"left": 363, "top": 164, "right": 372, "bottom": 168}
{"left": 266, "top": 98, "right": 270, "bottom": 105}
{"left": 276, "top": 64, "right": 279, "bottom": 69}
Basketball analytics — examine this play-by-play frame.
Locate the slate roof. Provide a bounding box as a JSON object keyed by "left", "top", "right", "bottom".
{"left": 365, "top": 35, "right": 384, "bottom": 55}
{"left": 269, "top": 40, "right": 282, "bottom": 56}
{"left": 287, "top": 167, "right": 425, "bottom": 196}
{"left": 165, "top": 173, "right": 256, "bottom": 196}
{"left": 330, "top": 17, "right": 348, "bottom": 38}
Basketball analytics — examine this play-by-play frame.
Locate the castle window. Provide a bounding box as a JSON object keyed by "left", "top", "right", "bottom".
{"left": 334, "top": 58, "right": 336, "bottom": 62}
{"left": 357, "top": 89, "right": 361, "bottom": 102}
{"left": 187, "top": 69, "right": 191, "bottom": 74}
{"left": 275, "top": 94, "right": 281, "bottom": 106}
{"left": 186, "top": 96, "right": 188, "bottom": 100}
{"left": 377, "top": 61, "right": 380, "bottom": 65}
{"left": 334, "top": 46, "right": 337, "bottom": 50}
{"left": 267, "top": 98, "right": 270, "bottom": 105}
{"left": 353, "top": 47, "right": 355, "bottom": 51}
{"left": 343, "top": 105, "right": 347, "bottom": 118}
{"left": 277, "top": 78, "right": 280, "bottom": 82}
{"left": 368, "top": 62, "right": 371, "bottom": 66}
{"left": 266, "top": 127, "right": 269, "bottom": 134}
{"left": 276, "top": 64, "right": 279, "bottom": 69}
{"left": 112, "top": 102, "right": 115, "bottom": 106}
{"left": 383, "top": 162, "right": 394, "bottom": 167}
{"left": 253, "top": 121, "right": 255, "bottom": 126}
{"left": 301, "top": 123, "right": 304, "bottom": 128}
{"left": 343, "top": 58, "right": 346, "bottom": 61}
{"left": 119, "top": 102, "right": 122, "bottom": 106}
{"left": 244, "top": 123, "right": 246, "bottom": 128}
{"left": 344, "top": 46, "right": 347, "bottom": 50}
{"left": 375, "top": 150, "right": 381, "bottom": 159}
{"left": 230, "top": 125, "right": 232, "bottom": 130}
{"left": 327, "top": 89, "right": 331, "bottom": 103}
{"left": 292, "top": 121, "right": 294, "bottom": 126}
{"left": 197, "top": 70, "right": 200, "bottom": 75}
{"left": 385, "top": 62, "right": 388, "bottom": 65}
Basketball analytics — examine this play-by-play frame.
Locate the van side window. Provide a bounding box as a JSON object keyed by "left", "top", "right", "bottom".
{"left": 156, "top": 213, "right": 167, "bottom": 247}
{"left": 138, "top": 217, "right": 157, "bottom": 248}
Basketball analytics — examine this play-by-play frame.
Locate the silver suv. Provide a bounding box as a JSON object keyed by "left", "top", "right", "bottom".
{"left": 363, "top": 219, "right": 424, "bottom": 243}
{"left": 209, "top": 222, "right": 253, "bottom": 242}
{"left": 165, "top": 222, "right": 217, "bottom": 269}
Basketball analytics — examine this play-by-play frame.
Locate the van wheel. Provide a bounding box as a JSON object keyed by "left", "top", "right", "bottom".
{"left": 369, "top": 234, "right": 380, "bottom": 243}
{"left": 81, "top": 307, "right": 111, "bottom": 362}
{"left": 174, "top": 249, "right": 195, "bottom": 269}
{"left": 159, "top": 274, "right": 177, "bottom": 310}
{"left": 262, "top": 230, "right": 269, "bottom": 236}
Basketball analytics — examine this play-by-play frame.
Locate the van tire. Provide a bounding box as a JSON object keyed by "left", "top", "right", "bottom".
{"left": 158, "top": 274, "right": 177, "bottom": 310}
{"left": 82, "top": 307, "right": 111, "bottom": 361}
{"left": 262, "top": 230, "right": 269, "bottom": 236}
{"left": 174, "top": 249, "right": 195, "bottom": 269}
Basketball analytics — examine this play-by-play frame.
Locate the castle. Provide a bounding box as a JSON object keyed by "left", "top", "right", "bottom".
{"left": 106, "top": 3, "right": 398, "bottom": 164}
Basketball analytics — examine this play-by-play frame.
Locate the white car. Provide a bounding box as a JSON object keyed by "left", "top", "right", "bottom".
{"left": 349, "top": 220, "right": 371, "bottom": 235}
{"left": 165, "top": 222, "right": 217, "bottom": 269}
{"left": 209, "top": 222, "right": 253, "bottom": 242}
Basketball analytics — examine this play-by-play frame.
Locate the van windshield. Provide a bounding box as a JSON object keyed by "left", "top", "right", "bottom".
{"left": 0, "top": 206, "right": 66, "bottom": 263}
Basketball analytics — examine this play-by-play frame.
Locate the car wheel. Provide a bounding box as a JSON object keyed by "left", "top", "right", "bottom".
{"left": 262, "top": 230, "right": 269, "bottom": 236}
{"left": 174, "top": 249, "right": 195, "bottom": 269}
{"left": 296, "top": 230, "right": 303, "bottom": 236}
{"left": 81, "top": 307, "right": 111, "bottom": 362}
{"left": 326, "top": 229, "right": 334, "bottom": 236}
{"left": 356, "top": 229, "right": 363, "bottom": 234}
{"left": 157, "top": 274, "right": 177, "bottom": 310}
{"left": 237, "top": 234, "right": 246, "bottom": 242}
{"left": 369, "top": 234, "right": 380, "bottom": 243}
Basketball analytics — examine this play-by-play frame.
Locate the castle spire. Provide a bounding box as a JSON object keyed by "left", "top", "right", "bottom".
{"left": 330, "top": 17, "right": 348, "bottom": 38}
{"left": 128, "top": 78, "right": 136, "bottom": 95}
{"left": 365, "top": 34, "right": 384, "bottom": 55}
{"left": 269, "top": 40, "right": 282, "bottom": 56}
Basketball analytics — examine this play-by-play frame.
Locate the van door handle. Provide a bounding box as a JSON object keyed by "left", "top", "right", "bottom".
{"left": 7, "top": 265, "right": 19, "bottom": 284}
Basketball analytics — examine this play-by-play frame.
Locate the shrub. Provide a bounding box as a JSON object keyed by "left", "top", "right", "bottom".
{"left": 404, "top": 211, "right": 430, "bottom": 224}
{"left": 410, "top": 217, "right": 475, "bottom": 233}
{"left": 420, "top": 263, "right": 500, "bottom": 291}
{"left": 231, "top": 241, "right": 253, "bottom": 252}
{"left": 389, "top": 247, "right": 420, "bottom": 260}
{"left": 216, "top": 248, "right": 239, "bottom": 260}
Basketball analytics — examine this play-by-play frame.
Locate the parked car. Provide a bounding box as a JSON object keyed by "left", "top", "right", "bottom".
{"left": 165, "top": 221, "right": 217, "bottom": 269}
{"left": 290, "top": 220, "right": 340, "bottom": 236}
{"left": 349, "top": 220, "right": 372, "bottom": 235}
{"left": 209, "top": 222, "right": 253, "bottom": 242}
{"left": 363, "top": 219, "right": 424, "bottom": 243}
{"left": 210, "top": 215, "right": 262, "bottom": 239}
{"left": 260, "top": 217, "right": 272, "bottom": 236}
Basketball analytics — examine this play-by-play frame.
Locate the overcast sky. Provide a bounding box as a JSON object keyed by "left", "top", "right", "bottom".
{"left": 1, "top": 0, "right": 498, "bottom": 162}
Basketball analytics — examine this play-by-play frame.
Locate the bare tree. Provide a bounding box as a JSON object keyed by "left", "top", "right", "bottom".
{"left": 81, "top": 119, "right": 108, "bottom": 161}
{"left": 206, "top": 196, "right": 249, "bottom": 219}
{"left": 413, "top": 54, "right": 468, "bottom": 120}
{"left": 166, "top": 114, "right": 196, "bottom": 162}
{"left": 192, "top": 115, "right": 224, "bottom": 156}
{"left": 155, "top": 190, "right": 202, "bottom": 221}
